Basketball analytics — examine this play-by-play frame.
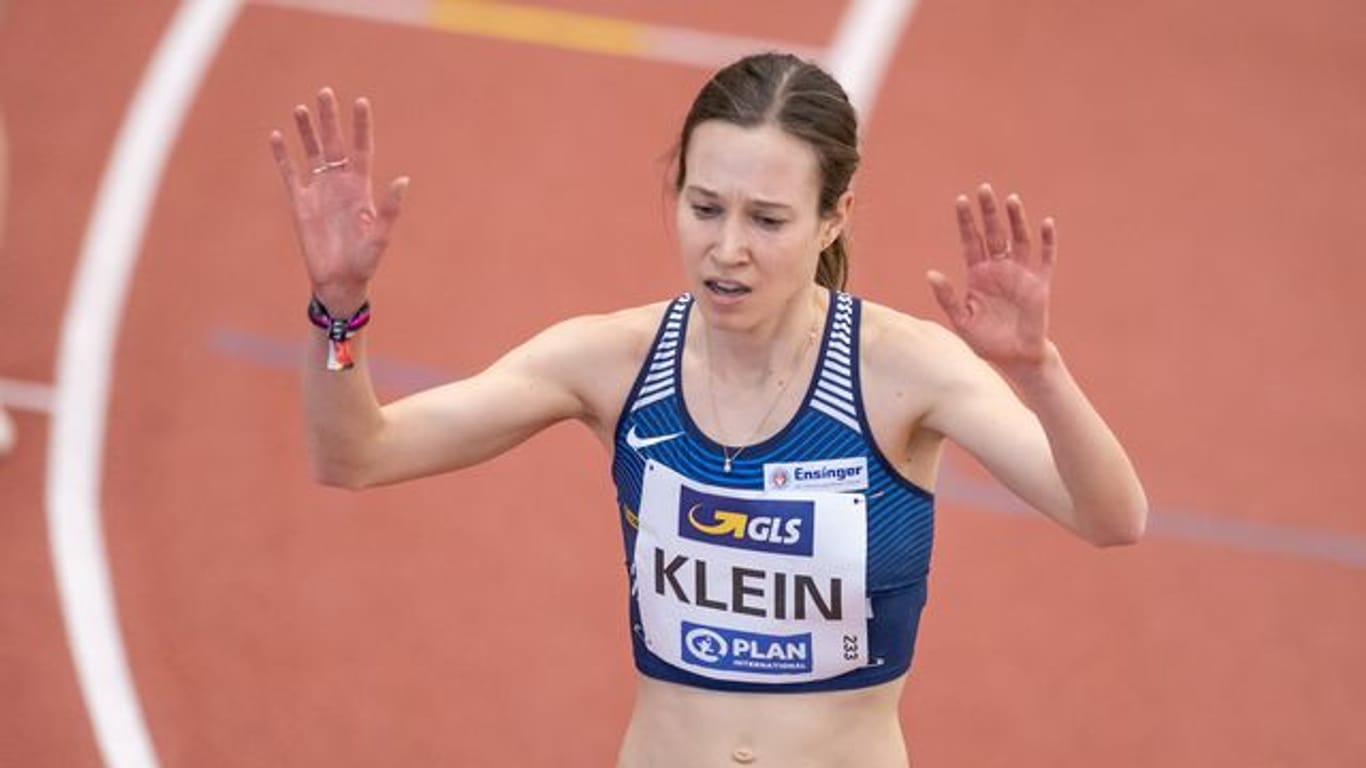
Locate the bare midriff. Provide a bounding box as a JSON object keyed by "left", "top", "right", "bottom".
{"left": 616, "top": 673, "right": 909, "bottom": 768}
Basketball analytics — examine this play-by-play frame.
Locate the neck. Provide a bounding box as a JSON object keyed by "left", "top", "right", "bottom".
{"left": 701, "top": 284, "right": 825, "bottom": 388}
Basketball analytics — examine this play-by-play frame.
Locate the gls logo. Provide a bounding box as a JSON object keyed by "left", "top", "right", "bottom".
{"left": 678, "top": 486, "right": 814, "bottom": 556}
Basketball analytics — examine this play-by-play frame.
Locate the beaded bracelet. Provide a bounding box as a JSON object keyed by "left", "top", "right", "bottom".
{"left": 307, "top": 296, "right": 371, "bottom": 371}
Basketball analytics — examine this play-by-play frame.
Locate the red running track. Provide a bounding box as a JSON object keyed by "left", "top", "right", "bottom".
{"left": 2, "top": 0, "right": 1365, "bottom": 765}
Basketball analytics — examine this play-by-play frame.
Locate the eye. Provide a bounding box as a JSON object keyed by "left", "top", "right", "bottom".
{"left": 691, "top": 203, "right": 721, "bottom": 219}
{"left": 752, "top": 214, "right": 786, "bottom": 230}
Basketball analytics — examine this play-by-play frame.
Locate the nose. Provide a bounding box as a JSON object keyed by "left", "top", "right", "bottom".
{"left": 711, "top": 211, "right": 749, "bottom": 266}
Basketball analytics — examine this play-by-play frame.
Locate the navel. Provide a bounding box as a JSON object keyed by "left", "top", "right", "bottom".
{"left": 731, "top": 746, "right": 758, "bottom": 764}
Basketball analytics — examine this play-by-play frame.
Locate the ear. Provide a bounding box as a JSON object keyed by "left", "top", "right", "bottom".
{"left": 822, "top": 189, "right": 854, "bottom": 248}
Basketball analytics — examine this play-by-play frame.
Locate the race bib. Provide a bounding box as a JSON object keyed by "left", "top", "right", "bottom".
{"left": 632, "top": 460, "right": 868, "bottom": 684}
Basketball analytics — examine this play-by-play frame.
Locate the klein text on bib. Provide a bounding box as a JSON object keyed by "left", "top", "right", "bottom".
{"left": 633, "top": 460, "right": 868, "bottom": 684}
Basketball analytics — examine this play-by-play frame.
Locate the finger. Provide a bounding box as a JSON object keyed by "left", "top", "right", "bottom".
{"left": 352, "top": 97, "right": 373, "bottom": 178}
{"left": 1040, "top": 217, "right": 1057, "bottom": 277}
{"left": 372, "top": 176, "right": 410, "bottom": 249}
{"left": 1005, "top": 193, "right": 1032, "bottom": 264}
{"left": 955, "top": 195, "right": 986, "bottom": 265}
{"left": 293, "top": 104, "right": 323, "bottom": 168}
{"left": 977, "top": 183, "right": 1009, "bottom": 257}
{"left": 926, "top": 270, "right": 969, "bottom": 327}
{"left": 269, "top": 130, "right": 298, "bottom": 195}
{"left": 316, "top": 87, "right": 347, "bottom": 162}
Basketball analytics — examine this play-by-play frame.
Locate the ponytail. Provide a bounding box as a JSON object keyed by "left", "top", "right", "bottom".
{"left": 815, "top": 233, "right": 849, "bottom": 291}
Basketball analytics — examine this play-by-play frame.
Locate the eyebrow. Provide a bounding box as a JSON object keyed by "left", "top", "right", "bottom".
{"left": 684, "top": 185, "right": 795, "bottom": 212}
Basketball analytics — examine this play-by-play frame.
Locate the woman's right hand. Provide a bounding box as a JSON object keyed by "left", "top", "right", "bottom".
{"left": 270, "top": 87, "right": 408, "bottom": 315}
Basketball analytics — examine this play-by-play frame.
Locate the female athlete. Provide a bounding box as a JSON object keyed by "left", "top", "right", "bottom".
{"left": 269, "top": 52, "right": 1147, "bottom": 768}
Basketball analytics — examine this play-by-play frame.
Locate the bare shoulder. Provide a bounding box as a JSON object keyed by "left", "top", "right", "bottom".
{"left": 534, "top": 301, "right": 669, "bottom": 367}
{"left": 520, "top": 301, "right": 672, "bottom": 434}
{"left": 858, "top": 299, "right": 982, "bottom": 389}
{"left": 854, "top": 299, "right": 1004, "bottom": 475}
{"left": 858, "top": 297, "right": 1017, "bottom": 446}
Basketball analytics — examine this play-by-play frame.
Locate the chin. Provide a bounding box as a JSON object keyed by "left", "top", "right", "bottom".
{"left": 698, "top": 296, "right": 776, "bottom": 337}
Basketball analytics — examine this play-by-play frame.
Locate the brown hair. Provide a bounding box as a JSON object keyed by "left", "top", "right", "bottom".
{"left": 674, "top": 52, "right": 860, "bottom": 290}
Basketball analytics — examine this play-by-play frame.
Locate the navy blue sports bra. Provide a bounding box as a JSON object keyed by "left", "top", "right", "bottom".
{"left": 611, "top": 292, "right": 935, "bottom": 692}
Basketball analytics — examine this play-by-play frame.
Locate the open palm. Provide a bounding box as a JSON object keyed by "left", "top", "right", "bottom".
{"left": 927, "top": 184, "right": 1055, "bottom": 369}
{"left": 269, "top": 87, "right": 408, "bottom": 314}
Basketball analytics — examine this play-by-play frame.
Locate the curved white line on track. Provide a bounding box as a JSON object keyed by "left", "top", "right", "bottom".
{"left": 47, "top": 1, "right": 241, "bottom": 766}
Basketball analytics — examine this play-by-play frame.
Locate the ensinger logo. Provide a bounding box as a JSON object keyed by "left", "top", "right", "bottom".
{"left": 678, "top": 487, "right": 814, "bottom": 556}
{"left": 681, "top": 621, "right": 813, "bottom": 675}
{"left": 763, "top": 458, "right": 868, "bottom": 492}
{"left": 794, "top": 464, "right": 862, "bottom": 483}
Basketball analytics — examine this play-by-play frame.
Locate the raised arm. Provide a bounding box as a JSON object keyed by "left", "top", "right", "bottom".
{"left": 269, "top": 89, "right": 594, "bottom": 489}
{"left": 921, "top": 184, "right": 1148, "bottom": 546}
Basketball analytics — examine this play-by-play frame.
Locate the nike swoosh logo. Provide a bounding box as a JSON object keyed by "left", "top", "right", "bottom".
{"left": 626, "top": 425, "right": 683, "bottom": 450}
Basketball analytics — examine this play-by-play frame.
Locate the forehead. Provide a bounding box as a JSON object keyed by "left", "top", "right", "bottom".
{"left": 683, "top": 120, "right": 821, "bottom": 206}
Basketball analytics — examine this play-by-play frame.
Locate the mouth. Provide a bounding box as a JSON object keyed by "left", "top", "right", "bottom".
{"left": 703, "top": 278, "right": 752, "bottom": 297}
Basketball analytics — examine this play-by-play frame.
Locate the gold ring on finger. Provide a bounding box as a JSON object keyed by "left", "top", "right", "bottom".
{"left": 311, "top": 157, "right": 350, "bottom": 175}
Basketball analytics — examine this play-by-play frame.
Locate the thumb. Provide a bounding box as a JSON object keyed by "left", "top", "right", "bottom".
{"left": 926, "top": 270, "right": 967, "bottom": 327}
{"left": 372, "top": 176, "right": 409, "bottom": 247}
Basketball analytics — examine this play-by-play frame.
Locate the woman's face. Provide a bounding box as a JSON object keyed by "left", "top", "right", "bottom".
{"left": 676, "top": 120, "right": 846, "bottom": 330}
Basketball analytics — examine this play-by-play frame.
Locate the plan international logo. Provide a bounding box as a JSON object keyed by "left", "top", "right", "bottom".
{"left": 678, "top": 487, "right": 814, "bottom": 556}
{"left": 681, "top": 621, "right": 813, "bottom": 675}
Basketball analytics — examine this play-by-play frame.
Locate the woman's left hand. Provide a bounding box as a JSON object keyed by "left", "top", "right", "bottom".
{"left": 926, "top": 183, "right": 1055, "bottom": 373}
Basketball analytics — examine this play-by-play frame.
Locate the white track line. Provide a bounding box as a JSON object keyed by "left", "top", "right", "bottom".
{"left": 644, "top": 26, "right": 823, "bottom": 69}
{"left": 250, "top": 0, "right": 824, "bottom": 69}
{"left": 47, "top": 2, "right": 241, "bottom": 767}
{"left": 826, "top": 0, "right": 918, "bottom": 120}
{"left": 252, "top": 0, "right": 426, "bottom": 26}
{"left": 0, "top": 377, "right": 55, "bottom": 413}
{"left": 250, "top": 0, "right": 912, "bottom": 119}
